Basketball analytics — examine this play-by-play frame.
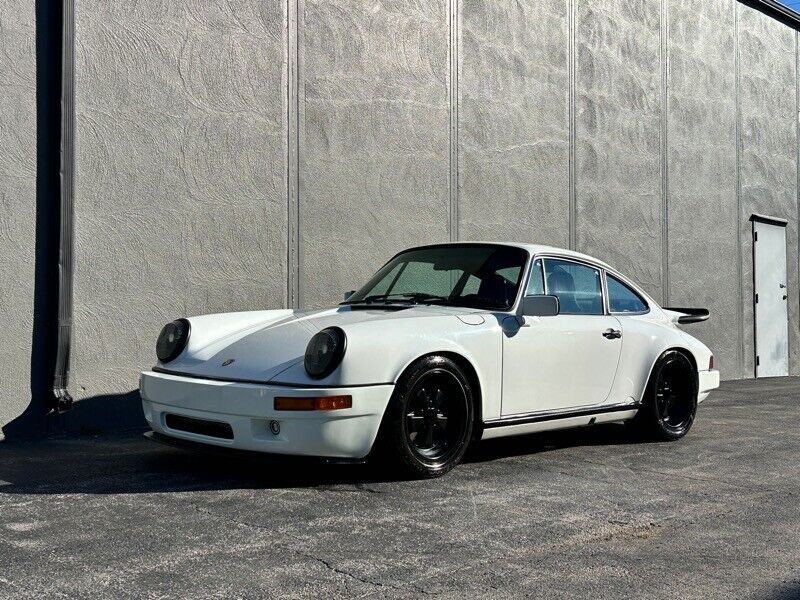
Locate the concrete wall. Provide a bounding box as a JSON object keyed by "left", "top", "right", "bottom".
{"left": 66, "top": 0, "right": 800, "bottom": 403}
{"left": 70, "top": 1, "right": 288, "bottom": 403}
{"left": 3, "top": 0, "right": 800, "bottom": 433}
{"left": 299, "top": 0, "right": 450, "bottom": 307}
{"left": 0, "top": 1, "right": 37, "bottom": 430}
{"left": 576, "top": 0, "right": 664, "bottom": 302}
{"left": 667, "top": 0, "right": 739, "bottom": 379}
{"left": 459, "top": 0, "right": 570, "bottom": 247}
{"left": 738, "top": 3, "right": 800, "bottom": 377}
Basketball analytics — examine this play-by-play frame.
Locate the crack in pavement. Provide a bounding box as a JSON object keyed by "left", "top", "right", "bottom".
{"left": 189, "top": 504, "right": 432, "bottom": 596}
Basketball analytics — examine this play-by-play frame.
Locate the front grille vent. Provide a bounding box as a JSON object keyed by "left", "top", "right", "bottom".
{"left": 164, "top": 414, "right": 234, "bottom": 440}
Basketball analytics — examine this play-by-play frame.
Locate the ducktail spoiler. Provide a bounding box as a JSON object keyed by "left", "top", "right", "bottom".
{"left": 663, "top": 307, "right": 710, "bottom": 324}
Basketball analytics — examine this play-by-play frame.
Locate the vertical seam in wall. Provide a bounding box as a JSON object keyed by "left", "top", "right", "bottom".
{"left": 735, "top": 1, "right": 745, "bottom": 375}
{"left": 661, "top": 0, "right": 669, "bottom": 305}
{"left": 568, "top": 0, "right": 576, "bottom": 250}
{"left": 448, "top": 0, "right": 459, "bottom": 242}
{"left": 796, "top": 28, "right": 799, "bottom": 374}
{"left": 287, "top": 0, "right": 300, "bottom": 309}
{"left": 297, "top": 0, "right": 305, "bottom": 306}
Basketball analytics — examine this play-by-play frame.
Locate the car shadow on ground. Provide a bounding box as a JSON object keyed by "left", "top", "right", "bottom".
{"left": 465, "top": 421, "right": 652, "bottom": 463}
{"left": 0, "top": 422, "right": 651, "bottom": 496}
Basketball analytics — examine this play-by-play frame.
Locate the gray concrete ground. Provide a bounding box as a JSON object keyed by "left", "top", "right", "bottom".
{"left": 1, "top": 378, "right": 799, "bottom": 599}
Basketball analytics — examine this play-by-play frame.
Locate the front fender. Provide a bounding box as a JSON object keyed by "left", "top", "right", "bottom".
{"left": 269, "top": 315, "right": 506, "bottom": 420}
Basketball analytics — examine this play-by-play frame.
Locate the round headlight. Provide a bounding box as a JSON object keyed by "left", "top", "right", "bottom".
{"left": 156, "top": 318, "right": 191, "bottom": 363}
{"left": 304, "top": 327, "right": 346, "bottom": 379}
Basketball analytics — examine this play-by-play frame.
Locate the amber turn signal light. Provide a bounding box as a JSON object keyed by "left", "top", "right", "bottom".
{"left": 274, "top": 395, "right": 353, "bottom": 411}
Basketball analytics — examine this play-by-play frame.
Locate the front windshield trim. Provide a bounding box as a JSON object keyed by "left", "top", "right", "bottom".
{"left": 341, "top": 244, "right": 532, "bottom": 312}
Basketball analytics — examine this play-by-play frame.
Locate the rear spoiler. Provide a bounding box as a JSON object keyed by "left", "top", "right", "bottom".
{"left": 663, "top": 307, "right": 710, "bottom": 324}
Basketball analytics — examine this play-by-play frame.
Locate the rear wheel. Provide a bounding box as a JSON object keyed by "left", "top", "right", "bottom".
{"left": 632, "top": 350, "right": 697, "bottom": 441}
{"left": 376, "top": 356, "right": 474, "bottom": 478}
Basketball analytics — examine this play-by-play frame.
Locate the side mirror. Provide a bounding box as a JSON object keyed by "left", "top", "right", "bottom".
{"left": 521, "top": 294, "right": 560, "bottom": 317}
{"left": 343, "top": 290, "right": 355, "bottom": 301}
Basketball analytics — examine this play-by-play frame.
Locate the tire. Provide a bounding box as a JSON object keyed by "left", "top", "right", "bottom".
{"left": 632, "top": 350, "right": 698, "bottom": 441}
{"left": 375, "top": 355, "right": 475, "bottom": 478}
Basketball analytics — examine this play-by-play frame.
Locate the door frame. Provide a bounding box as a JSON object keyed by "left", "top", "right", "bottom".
{"left": 498, "top": 253, "right": 624, "bottom": 417}
{"left": 750, "top": 214, "right": 789, "bottom": 378}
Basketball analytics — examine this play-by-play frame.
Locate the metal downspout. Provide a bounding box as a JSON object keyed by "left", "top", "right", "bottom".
{"left": 53, "top": 0, "right": 74, "bottom": 412}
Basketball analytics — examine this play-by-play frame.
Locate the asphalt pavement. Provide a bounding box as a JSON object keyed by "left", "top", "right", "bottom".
{"left": 1, "top": 377, "right": 799, "bottom": 599}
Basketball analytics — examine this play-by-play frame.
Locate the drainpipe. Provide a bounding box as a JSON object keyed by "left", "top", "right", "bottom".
{"left": 53, "top": 0, "right": 74, "bottom": 413}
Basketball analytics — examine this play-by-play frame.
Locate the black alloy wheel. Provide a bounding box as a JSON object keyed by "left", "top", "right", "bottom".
{"left": 376, "top": 355, "right": 474, "bottom": 478}
{"left": 634, "top": 350, "right": 698, "bottom": 441}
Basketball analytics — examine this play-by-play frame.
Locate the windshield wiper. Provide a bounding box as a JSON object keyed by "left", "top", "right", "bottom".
{"left": 342, "top": 292, "right": 450, "bottom": 306}
{"left": 399, "top": 292, "right": 451, "bottom": 304}
{"left": 342, "top": 294, "right": 415, "bottom": 305}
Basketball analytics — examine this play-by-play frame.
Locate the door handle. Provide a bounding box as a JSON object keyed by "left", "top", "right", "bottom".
{"left": 602, "top": 328, "right": 622, "bottom": 340}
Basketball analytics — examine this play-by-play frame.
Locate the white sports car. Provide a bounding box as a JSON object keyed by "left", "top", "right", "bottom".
{"left": 140, "top": 243, "right": 720, "bottom": 477}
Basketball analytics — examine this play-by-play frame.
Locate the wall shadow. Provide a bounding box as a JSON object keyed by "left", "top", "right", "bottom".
{"left": 46, "top": 390, "right": 147, "bottom": 436}
{"left": 3, "top": 0, "right": 63, "bottom": 441}
{"left": 763, "top": 582, "right": 800, "bottom": 600}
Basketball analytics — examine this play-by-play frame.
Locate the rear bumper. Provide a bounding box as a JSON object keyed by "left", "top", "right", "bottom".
{"left": 139, "top": 371, "right": 394, "bottom": 459}
{"left": 698, "top": 369, "right": 720, "bottom": 403}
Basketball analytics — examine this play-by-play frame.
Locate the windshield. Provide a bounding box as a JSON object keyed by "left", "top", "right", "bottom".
{"left": 344, "top": 244, "right": 529, "bottom": 310}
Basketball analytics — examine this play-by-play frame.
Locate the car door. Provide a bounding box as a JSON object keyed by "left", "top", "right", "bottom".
{"left": 501, "top": 257, "right": 623, "bottom": 415}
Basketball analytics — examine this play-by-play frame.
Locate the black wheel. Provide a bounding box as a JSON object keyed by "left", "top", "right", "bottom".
{"left": 632, "top": 350, "right": 698, "bottom": 441}
{"left": 375, "top": 356, "right": 474, "bottom": 478}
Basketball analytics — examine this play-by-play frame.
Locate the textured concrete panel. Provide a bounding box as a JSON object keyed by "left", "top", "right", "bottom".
{"left": 4, "top": 0, "right": 798, "bottom": 438}
{"left": 459, "top": 0, "right": 569, "bottom": 246}
{"left": 299, "top": 0, "right": 450, "bottom": 307}
{"left": 0, "top": 2, "right": 36, "bottom": 428}
{"left": 575, "top": 0, "right": 663, "bottom": 301}
{"left": 667, "top": 0, "right": 739, "bottom": 378}
{"left": 738, "top": 4, "right": 799, "bottom": 377}
{"left": 72, "top": 2, "right": 288, "bottom": 399}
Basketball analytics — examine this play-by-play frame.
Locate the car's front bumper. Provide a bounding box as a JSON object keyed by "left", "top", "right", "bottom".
{"left": 139, "top": 371, "right": 394, "bottom": 459}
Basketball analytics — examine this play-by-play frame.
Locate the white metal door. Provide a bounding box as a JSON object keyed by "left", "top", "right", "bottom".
{"left": 753, "top": 220, "right": 789, "bottom": 377}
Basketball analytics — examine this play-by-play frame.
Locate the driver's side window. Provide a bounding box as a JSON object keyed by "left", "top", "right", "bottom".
{"left": 543, "top": 258, "right": 603, "bottom": 315}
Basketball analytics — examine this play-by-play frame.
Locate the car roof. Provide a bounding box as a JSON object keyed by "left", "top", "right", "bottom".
{"left": 403, "top": 241, "right": 614, "bottom": 271}
{"left": 393, "top": 241, "right": 660, "bottom": 310}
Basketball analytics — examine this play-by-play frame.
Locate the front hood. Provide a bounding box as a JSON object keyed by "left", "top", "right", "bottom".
{"left": 158, "top": 305, "right": 484, "bottom": 383}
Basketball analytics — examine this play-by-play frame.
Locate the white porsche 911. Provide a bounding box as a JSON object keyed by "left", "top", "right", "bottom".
{"left": 140, "top": 243, "right": 719, "bottom": 477}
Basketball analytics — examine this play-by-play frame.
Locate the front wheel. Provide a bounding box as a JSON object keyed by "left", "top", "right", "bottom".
{"left": 376, "top": 356, "right": 474, "bottom": 478}
{"left": 632, "top": 350, "right": 698, "bottom": 441}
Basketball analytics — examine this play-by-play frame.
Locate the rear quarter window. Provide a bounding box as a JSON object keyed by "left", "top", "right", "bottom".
{"left": 607, "top": 274, "right": 648, "bottom": 313}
